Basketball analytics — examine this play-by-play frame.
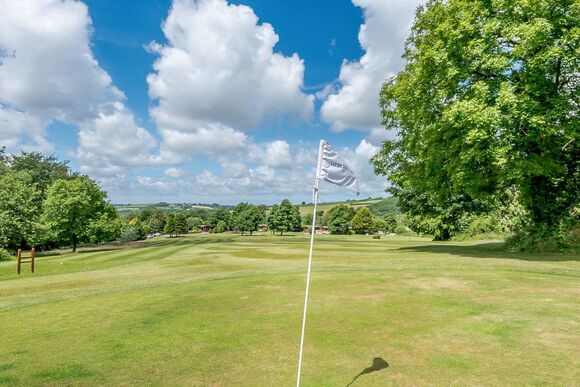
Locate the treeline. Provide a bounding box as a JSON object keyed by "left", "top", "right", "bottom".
{"left": 0, "top": 150, "right": 121, "bottom": 256}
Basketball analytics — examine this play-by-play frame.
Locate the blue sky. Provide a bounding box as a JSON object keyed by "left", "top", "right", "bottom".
{"left": 0, "top": 0, "right": 422, "bottom": 204}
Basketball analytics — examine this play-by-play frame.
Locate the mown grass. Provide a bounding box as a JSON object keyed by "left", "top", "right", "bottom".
{"left": 0, "top": 234, "right": 578, "bottom": 386}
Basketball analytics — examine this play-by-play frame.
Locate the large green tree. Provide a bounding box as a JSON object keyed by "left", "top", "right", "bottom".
{"left": 42, "top": 177, "right": 119, "bottom": 252}
{"left": 233, "top": 203, "right": 262, "bottom": 236}
{"left": 372, "top": 0, "right": 579, "bottom": 239}
{"left": 208, "top": 208, "right": 232, "bottom": 230}
{"left": 350, "top": 207, "right": 374, "bottom": 234}
{"left": 326, "top": 204, "right": 356, "bottom": 234}
{"left": 0, "top": 171, "right": 42, "bottom": 248}
{"left": 267, "top": 199, "right": 301, "bottom": 235}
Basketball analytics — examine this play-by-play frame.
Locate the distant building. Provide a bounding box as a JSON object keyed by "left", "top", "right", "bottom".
{"left": 198, "top": 224, "right": 210, "bottom": 232}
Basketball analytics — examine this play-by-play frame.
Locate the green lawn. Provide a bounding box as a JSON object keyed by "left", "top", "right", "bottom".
{"left": 0, "top": 234, "right": 578, "bottom": 386}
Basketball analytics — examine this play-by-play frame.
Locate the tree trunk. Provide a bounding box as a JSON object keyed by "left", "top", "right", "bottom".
{"left": 72, "top": 235, "right": 78, "bottom": 252}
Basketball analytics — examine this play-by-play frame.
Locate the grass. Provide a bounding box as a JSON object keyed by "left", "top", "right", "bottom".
{"left": 0, "top": 233, "right": 578, "bottom": 386}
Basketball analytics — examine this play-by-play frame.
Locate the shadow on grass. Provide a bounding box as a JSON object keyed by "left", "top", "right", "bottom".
{"left": 346, "top": 357, "right": 389, "bottom": 386}
{"left": 397, "top": 242, "right": 579, "bottom": 262}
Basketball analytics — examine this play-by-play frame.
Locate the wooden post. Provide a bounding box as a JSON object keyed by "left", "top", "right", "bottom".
{"left": 17, "top": 248, "right": 35, "bottom": 274}
{"left": 31, "top": 248, "right": 35, "bottom": 273}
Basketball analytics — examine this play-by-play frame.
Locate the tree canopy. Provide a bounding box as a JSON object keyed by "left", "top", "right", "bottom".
{"left": 42, "top": 177, "right": 119, "bottom": 252}
{"left": 371, "top": 0, "right": 579, "bottom": 241}
{"left": 326, "top": 204, "right": 356, "bottom": 234}
{"left": 267, "top": 199, "right": 301, "bottom": 235}
{"left": 350, "top": 207, "right": 374, "bottom": 234}
{"left": 232, "top": 203, "right": 262, "bottom": 235}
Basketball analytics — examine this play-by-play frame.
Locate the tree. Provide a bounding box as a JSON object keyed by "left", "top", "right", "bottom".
{"left": 0, "top": 171, "right": 42, "bottom": 248}
{"left": 233, "top": 203, "right": 262, "bottom": 235}
{"left": 42, "top": 176, "right": 115, "bottom": 252}
{"left": 211, "top": 220, "right": 227, "bottom": 233}
{"left": 87, "top": 204, "right": 122, "bottom": 243}
{"left": 350, "top": 207, "right": 374, "bottom": 234}
{"left": 371, "top": 0, "right": 579, "bottom": 242}
{"left": 3, "top": 152, "right": 75, "bottom": 204}
{"left": 186, "top": 216, "right": 202, "bottom": 230}
{"left": 164, "top": 214, "right": 176, "bottom": 237}
{"left": 268, "top": 199, "right": 301, "bottom": 235}
{"left": 174, "top": 213, "right": 189, "bottom": 236}
{"left": 383, "top": 213, "right": 398, "bottom": 233}
{"left": 148, "top": 211, "right": 166, "bottom": 234}
{"left": 326, "top": 204, "right": 356, "bottom": 234}
{"left": 208, "top": 208, "right": 231, "bottom": 230}
{"left": 371, "top": 218, "right": 388, "bottom": 233}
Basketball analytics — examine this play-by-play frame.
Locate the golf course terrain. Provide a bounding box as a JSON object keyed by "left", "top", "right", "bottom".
{"left": 0, "top": 234, "right": 578, "bottom": 386}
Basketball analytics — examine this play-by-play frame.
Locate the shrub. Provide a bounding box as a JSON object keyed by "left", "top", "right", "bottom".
{"left": 120, "top": 226, "right": 141, "bottom": 242}
{"left": 394, "top": 225, "right": 407, "bottom": 234}
{"left": 211, "top": 220, "right": 227, "bottom": 233}
{"left": 0, "top": 248, "right": 12, "bottom": 260}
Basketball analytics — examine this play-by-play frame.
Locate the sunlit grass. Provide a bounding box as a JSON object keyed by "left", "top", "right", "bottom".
{"left": 0, "top": 233, "right": 578, "bottom": 385}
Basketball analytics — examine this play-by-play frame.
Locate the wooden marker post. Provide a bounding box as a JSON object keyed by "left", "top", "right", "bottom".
{"left": 17, "top": 248, "right": 35, "bottom": 274}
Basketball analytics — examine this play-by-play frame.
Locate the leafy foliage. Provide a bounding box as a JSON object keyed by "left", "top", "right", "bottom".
{"left": 208, "top": 208, "right": 232, "bottom": 230}
{"left": 211, "top": 220, "right": 227, "bottom": 233}
{"left": 368, "top": 197, "right": 400, "bottom": 216}
{"left": 350, "top": 207, "right": 374, "bottom": 234}
{"left": 174, "top": 213, "right": 189, "bottom": 236}
{"left": 326, "top": 204, "right": 356, "bottom": 234}
{"left": 0, "top": 171, "right": 42, "bottom": 248}
{"left": 371, "top": 0, "right": 579, "bottom": 243}
{"left": 148, "top": 211, "right": 166, "bottom": 234}
{"left": 42, "top": 177, "right": 119, "bottom": 251}
{"left": 267, "top": 199, "right": 301, "bottom": 235}
{"left": 232, "top": 203, "right": 262, "bottom": 235}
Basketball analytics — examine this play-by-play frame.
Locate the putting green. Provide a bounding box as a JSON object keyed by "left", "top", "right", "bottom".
{"left": 0, "top": 234, "right": 578, "bottom": 385}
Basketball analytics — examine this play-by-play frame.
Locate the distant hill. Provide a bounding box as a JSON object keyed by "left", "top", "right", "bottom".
{"left": 114, "top": 197, "right": 399, "bottom": 216}
{"left": 298, "top": 196, "right": 398, "bottom": 216}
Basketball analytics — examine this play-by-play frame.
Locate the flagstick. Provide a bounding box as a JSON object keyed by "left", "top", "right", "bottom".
{"left": 296, "top": 140, "right": 324, "bottom": 387}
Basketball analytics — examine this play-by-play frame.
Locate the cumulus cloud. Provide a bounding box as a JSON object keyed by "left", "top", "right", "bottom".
{"left": 0, "top": 0, "right": 155, "bottom": 176}
{"left": 147, "top": 0, "right": 314, "bottom": 159}
{"left": 165, "top": 167, "right": 187, "bottom": 178}
{"left": 320, "top": 0, "right": 422, "bottom": 131}
{"left": 77, "top": 103, "right": 157, "bottom": 176}
{"left": 0, "top": 106, "right": 49, "bottom": 152}
{"left": 116, "top": 139, "right": 385, "bottom": 203}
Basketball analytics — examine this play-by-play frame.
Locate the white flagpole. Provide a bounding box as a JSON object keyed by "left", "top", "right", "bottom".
{"left": 296, "top": 140, "right": 324, "bottom": 387}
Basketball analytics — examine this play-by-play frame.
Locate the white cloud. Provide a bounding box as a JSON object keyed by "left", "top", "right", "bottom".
{"left": 147, "top": 0, "right": 314, "bottom": 159}
{"left": 0, "top": 0, "right": 120, "bottom": 123}
{"left": 165, "top": 167, "right": 186, "bottom": 178}
{"left": 0, "top": 0, "right": 156, "bottom": 176}
{"left": 0, "top": 106, "right": 50, "bottom": 152}
{"left": 337, "top": 139, "right": 386, "bottom": 194}
{"left": 77, "top": 102, "right": 157, "bottom": 176}
{"left": 320, "top": 0, "right": 422, "bottom": 131}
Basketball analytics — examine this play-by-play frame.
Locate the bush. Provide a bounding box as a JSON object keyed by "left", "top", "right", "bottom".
{"left": 120, "top": 226, "right": 141, "bottom": 242}
{"left": 0, "top": 248, "right": 12, "bottom": 260}
{"left": 506, "top": 221, "right": 580, "bottom": 252}
{"left": 394, "top": 225, "right": 407, "bottom": 234}
{"left": 211, "top": 220, "right": 227, "bottom": 233}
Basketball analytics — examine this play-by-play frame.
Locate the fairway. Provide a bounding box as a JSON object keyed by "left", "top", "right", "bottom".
{"left": 0, "top": 234, "right": 578, "bottom": 386}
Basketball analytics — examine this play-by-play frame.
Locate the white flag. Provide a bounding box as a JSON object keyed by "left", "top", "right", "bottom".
{"left": 317, "top": 140, "right": 360, "bottom": 195}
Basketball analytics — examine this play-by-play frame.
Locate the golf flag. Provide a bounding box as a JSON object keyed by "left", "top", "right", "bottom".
{"left": 318, "top": 140, "right": 360, "bottom": 195}
{"left": 296, "top": 139, "right": 360, "bottom": 387}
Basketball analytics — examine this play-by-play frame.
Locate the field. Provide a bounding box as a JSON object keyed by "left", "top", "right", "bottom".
{"left": 0, "top": 234, "right": 578, "bottom": 386}
{"left": 298, "top": 197, "right": 384, "bottom": 216}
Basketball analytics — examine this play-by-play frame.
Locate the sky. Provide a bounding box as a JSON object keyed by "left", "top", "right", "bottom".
{"left": 0, "top": 0, "right": 423, "bottom": 204}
